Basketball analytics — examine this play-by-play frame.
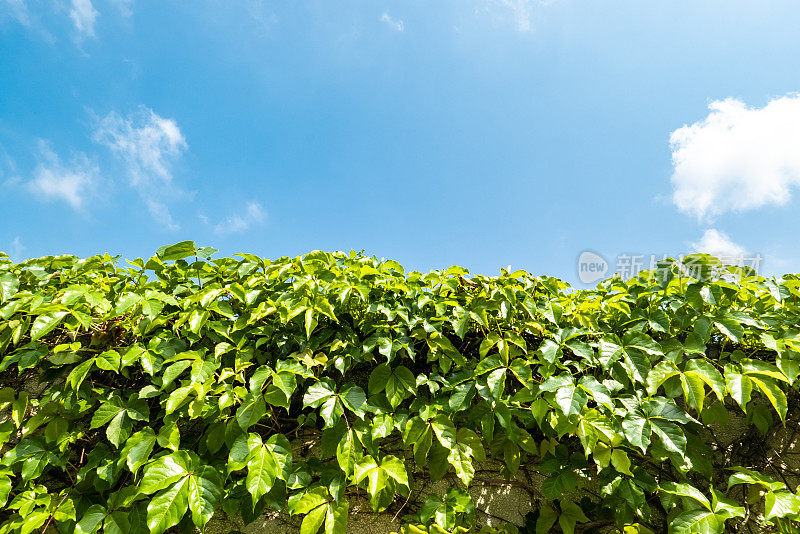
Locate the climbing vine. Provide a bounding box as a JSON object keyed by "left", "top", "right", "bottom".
{"left": 1, "top": 241, "right": 800, "bottom": 533}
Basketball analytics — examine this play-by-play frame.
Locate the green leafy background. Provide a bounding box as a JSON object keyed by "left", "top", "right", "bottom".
{"left": 1, "top": 242, "right": 800, "bottom": 533}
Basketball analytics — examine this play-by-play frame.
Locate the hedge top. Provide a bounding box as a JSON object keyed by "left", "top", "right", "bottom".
{"left": 1, "top": 241, "right": 800, "bottom": 534}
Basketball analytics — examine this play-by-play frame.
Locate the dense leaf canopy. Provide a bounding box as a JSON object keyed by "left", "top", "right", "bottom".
{"left": 1, "top": 242, "right": 800, "bottom": 534}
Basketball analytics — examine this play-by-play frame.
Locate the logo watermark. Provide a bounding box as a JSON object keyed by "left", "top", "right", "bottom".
{"left": 577, "top": 251, "right": 763, "bottom": 285}
{"left": 577, "top": 251, "right": 609, "bottom": 284}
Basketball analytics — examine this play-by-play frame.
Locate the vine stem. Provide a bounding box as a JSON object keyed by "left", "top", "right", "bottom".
{"left": 391, "top": 489, "right": 413, "bottom": 522}
{"left": 41, "top": 447, "right": 85, "bottom": 534}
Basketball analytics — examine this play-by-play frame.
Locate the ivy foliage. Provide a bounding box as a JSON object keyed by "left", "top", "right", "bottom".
{"left": 1, "top": 242, "right": 800, "bottom": 533}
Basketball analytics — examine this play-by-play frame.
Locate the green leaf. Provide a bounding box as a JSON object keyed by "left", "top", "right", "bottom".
{"left": 90, "top": 401, "right": 125, "bottom": 429}
{"left": 339, "top": 384, "right": 367, "bottom": 415}
{"left": 368, "top": 363, "right": 391, "bottom": 395}
{"left": 354, "top": 455, "right": 409, "bottom": 497}
{"left": 96, "top": 350, "right": 121, "bottom": 372}
{"left": 650, "top": 419, "right": 686, "bottom": 457}
{"left": 622, "top": 413, "right": 651, "bottom": 453}
{"left": 555, "top": 385, "right": 588, "bottom": 417}
{"left": 166, "top": 385, "right": 194, "bottom": 415}
{"left": 725, "top": 366, "right": 752, "bottom": 410}
{"left": 66, "top": 357, "right": 95, "bottom": 391}
{"left": 711, "top": 488, "right": 744, "bottom": 520}
{"left": 147, "top": 477, "right": 190, "bottom": 534}
{"left": 714, "top": 318, "right": 743, "bottom": 344}
{"left": 237, "top": 392, "right": 267, "bottom": 430}
{"left": 558, "top": 501, "right": 590, "bottom": 534}
{"left": 765, "top": 491, "right": 800, "bottom": 520}
{"left": 120, "top": 427, "right": 156, "bottom": 474}
{"left": 539, "top": 339, "right": 561, "bottom": 363}
{"left": 660, "top": 482, "right": 711, "bottom": 509}
{"left": 188, "top": 309, "right": 210, "bottom": 334}
{"left": 669, "top": 509, "right": 722, "bottom": 534}
{"left": 749, "top": 376, "right": 788, "bottom": 423}
{"left": 681, "top": 372, "right": 706, "bottom": 412}
{"left": 509, "top": 358, "right": 532, "bottom": 385}
{"left": 536, "top": 505, "right": 558, "bottom": 534}
{"left": 403, "top": 417, "right": 433, "bottom": 469}
{"left": 305, "top": 308, "right": 317, "bottom": 339}
{"left": 30, "top": 311, "right": 69, "bottom": 341}
{"left": 449, "top": 381, "right": 476, "bottom": 412}
{"left": 290, "top": 486, "right": 329, "bottom": 515}
{"left": 685, "top": 359, "right": 726, "bottom": 400}
{"left": 301, "top": 504, "right": 327, "bottom": 534}
{"left": 431, "top": 415, "right": 457, "bottom": 449}
{"left": 579, "top": 376, "right": 612, "bottom": 409}
{"left": 140, "top": 451, "right": 190, "bottom": 494}
{"left": 336, "top": 429, "right": 359, "bottom": 477}
{"left": 610, "top": 449, "right": 633, "bottom": 476}
{"left": 187, "top": 465, "right": 223, "bottom": 527}
{"left": 156, "top": 240, "right": 196, "bottom": 261}
{"left": 75, "top": 504, "right": 106, "bottom": 534}
{"left": 103, "top": 512, "right": 131, "bottom": 534}
{"left": 303, "top": 379, "right": 336, "bottom": 408}
{"left": 195, "top": 246, "right": 218, "bottom": 259}
{"left": 324, "top": 500, "right": 348, "bottom": 534}
{"left": 0, "top": 475, "right": 11, "bottom": 507}
{"left": 246, "top": 433, "right": 280, "bottom": 504}
{"left": 0, "top": 272, "right": 19, "bottom": 303}
{"left": 445, "top": 428, "right": 485, "bottom": 486}
{"left": 742, "top": 359, "right": 789, "bottom": 383}
{"left": 728, "top": 467, "right": 786, "bottom": 491}
{"left": 625, "top": 332, "right": 663, "bottom": 356}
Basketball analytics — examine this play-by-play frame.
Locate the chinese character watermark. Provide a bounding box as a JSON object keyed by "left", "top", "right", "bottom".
{"left": 577, "top": 251, "right": 763, "bottom": 285}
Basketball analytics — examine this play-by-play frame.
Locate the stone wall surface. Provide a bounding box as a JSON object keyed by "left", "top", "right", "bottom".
{"left": 205, "top": 461, "right": 537, "bottom": 534}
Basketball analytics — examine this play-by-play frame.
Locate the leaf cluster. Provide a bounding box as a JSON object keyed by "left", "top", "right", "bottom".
{"left": 1, "top": 244, "right": 800, "bottom": 533}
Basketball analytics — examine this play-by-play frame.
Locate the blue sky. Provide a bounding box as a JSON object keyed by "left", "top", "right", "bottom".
{"left": 3, "top": 1, "right": 800, "bottom": 284}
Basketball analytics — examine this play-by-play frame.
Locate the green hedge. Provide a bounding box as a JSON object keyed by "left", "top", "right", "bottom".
{"left": 1, "top": 242, "right": 800, "bottom": 534}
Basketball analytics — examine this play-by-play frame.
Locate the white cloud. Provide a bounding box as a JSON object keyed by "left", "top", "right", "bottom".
{"left": 1, "top": 0, "right": 31, "bottom": 26}
{"left": 380, "top": 12, "right": 404, "bottom": 32}
{"left": 93, "top": 107, "right": 187, "bottom": 186}
{"left": 499, "top": 0, "right": 533, "bottom": 31}
{"left": 111, "top": 0, "right": 133, "bottom": 17}
{"left": 214, "top": 201, "right": 266, "bottom": 235}
{"left": 4, "top": 236, "right": 25, "bottom": 261}
{"left": 93, "top": 107, "right": 187, "bottom": 228}
{"left": 27, "top": 142, "right": 98, "bottom": 210}
{"left": 0, "top": 147, "right": 21, "bottom": 187}
{"left": 145, "top": 199, "right": 180, "bottom": 232}
{"left": 670, "top": 94, "right": 800, "bottom": 221}
{"left": 70, "top": 0, "right": 98, "bottom": 39}
{"left": 691, "top": 229, "right": 747, "bottom": 260}
{"left": 480, "top": 0, "right": 540, "bottom": 31}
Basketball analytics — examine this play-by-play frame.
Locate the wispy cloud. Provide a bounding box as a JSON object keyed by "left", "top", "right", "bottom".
{"left": 92, "top": 106, "right": 187, "bottom": 186}
{"left": 670, "top": 94, "right": 800, "bottom": 221}
{"left": 480, "top": 0, "right": 545, "bottom": 32}
{"left": 214, "top": 201, "right": 266, "bottom": 235}
{"left": 144, "top": 199, "right": 180, "bottom": 232}
{"left": 380, "top": 12, "right": 404, "bottom": 32}
{"left": 499, "top": 0, "right": 533, "bottom": 31}
{"left": 1, "top": 0, "right": 31, "bottom": 26}
{"left": 5, "top": 236, "right": 25, "bottom": 261}
{"left": 111, "top": 0, "right": 133, "bottom": 17}
{"left": 93, "top": 106, "right": 187, "bottom": 229}
{"left": 0, "top": 147, "right": 21, "bottom": 188}
{"left": 691, "top": 229, "right": 747, "bottom": 260}
{"left": 27, "top": 141, "right": 98, "bottom": 210}
{"left": 70, "top": 0, "right": 98, "bottom": 40}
